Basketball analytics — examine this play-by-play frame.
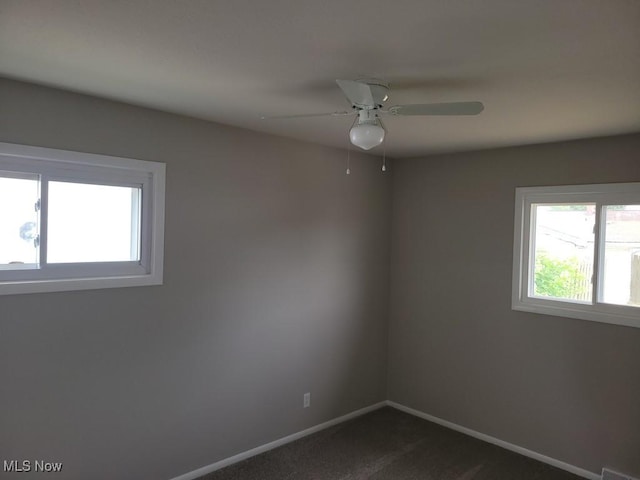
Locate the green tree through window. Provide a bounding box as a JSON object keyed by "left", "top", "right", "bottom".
{"left": 534, "top": 254, "right": 590, "bottom": 300}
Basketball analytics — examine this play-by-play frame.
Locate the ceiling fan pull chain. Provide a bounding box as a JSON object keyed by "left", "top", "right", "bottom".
{"left": 346, "top": 114, "right": 359, "bottom": 175}
{"left": 346, "top": 141, "right": 351, "bottom": 175}
{"left": 382, "top": 142, "right": 387, "bottom": 172}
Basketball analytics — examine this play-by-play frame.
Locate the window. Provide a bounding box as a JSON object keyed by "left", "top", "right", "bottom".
{"left": 0, "top": 142, "right": 165, "bottom": 295}
{"left": 512, "top": 183, "right": 640, "bottom": 328}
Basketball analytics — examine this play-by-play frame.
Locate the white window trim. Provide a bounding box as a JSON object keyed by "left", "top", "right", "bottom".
{"left": 512, "top": 182, "right": 640, "bottom": 329}
{"left": 0, "top": 142, "right": 165, "bottom": 295}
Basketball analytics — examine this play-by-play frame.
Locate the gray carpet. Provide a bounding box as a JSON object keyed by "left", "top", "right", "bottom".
{"left": 198, "top": 407, "right": 583, "bottom": 480}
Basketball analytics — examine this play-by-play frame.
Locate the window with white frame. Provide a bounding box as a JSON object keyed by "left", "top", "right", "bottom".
{"left": 512, "top": 183, "right": 640, "bottom": 328}
{"left": 0, "top": 142, "right": 165, "bottom": 295}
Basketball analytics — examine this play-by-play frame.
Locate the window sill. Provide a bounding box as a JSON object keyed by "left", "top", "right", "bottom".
{"left": 0, "top": 273, "right": 163, "bottom": 296}
{"left": 512, "top": 298, "right": 640, "bottom": 329}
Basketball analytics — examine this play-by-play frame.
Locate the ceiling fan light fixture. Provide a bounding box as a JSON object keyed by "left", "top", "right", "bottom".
{"left": 264, "top": 79, "right": 484, "bottom": 153}
{"left": 349, "top": 122, "right": 385, "bottom": 150}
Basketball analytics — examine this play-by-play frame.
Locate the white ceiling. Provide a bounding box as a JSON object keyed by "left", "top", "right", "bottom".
{"left": 1, "top": 0, "right": 639, "bottom": 158}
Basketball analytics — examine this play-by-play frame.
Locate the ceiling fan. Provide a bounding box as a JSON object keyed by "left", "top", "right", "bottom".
{"left": 262, "top": 79, "right": 484, "bottom": 150}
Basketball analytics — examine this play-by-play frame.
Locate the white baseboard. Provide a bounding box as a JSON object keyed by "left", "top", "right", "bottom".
{"left": 602, "top": 467, "right": 639, "bottom": 480}
{"left": 169, "top": 401, "right": 387, "bottom": 480}
{"left": 386, "top": 401, "right": 601, "bottom": 480}
{"left": 170, "top": 400, "right": 603, "bottom": 480}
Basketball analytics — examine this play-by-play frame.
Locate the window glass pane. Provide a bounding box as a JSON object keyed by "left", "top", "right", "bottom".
{"left": 602, "top": 205, "right": 640, "bottom": 307}
{"left": 0, "top": 173, "right": 40, "bottom": 268}
{"left": 48, "top": 181, "right": 141, "bottom": 263}
{"left": 532, "top": 204, "right": 594, "bottom": 303}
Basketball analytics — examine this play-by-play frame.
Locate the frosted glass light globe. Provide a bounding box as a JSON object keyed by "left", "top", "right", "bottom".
{"left": 349, "top": 123, "right": 385, "bottom": 150}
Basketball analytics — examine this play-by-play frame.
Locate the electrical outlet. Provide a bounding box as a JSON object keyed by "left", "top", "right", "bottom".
{"left": 303, "top": 392, "right": 310, "bottom": 408}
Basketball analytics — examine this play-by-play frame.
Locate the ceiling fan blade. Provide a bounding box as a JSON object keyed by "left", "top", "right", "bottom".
{"left": 336, "top": 79, "right": 374, "bottom": 107}
{"left": 388, "top": 101, "right": 484, "bottom": 116}
{"left": 261, "top": 111, "right": 354, "bottom": 120}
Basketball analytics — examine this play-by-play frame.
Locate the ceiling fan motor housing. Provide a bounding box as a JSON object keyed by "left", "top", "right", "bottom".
{"left": 368, "top": 82, "right": 390, "bottom": 107}
{"left": 358, "top": 80, "right": 390, "bottom": 107}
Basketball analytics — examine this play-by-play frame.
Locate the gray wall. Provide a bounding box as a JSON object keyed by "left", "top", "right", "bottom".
{"left": 3, "top": 76, "right": 639, "bottom": 480}
{"left": 388, "top": 133, "right": 640, "bottom": 477}
{"left": 0, "top": 78, "right": 391, "bottom": 480}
